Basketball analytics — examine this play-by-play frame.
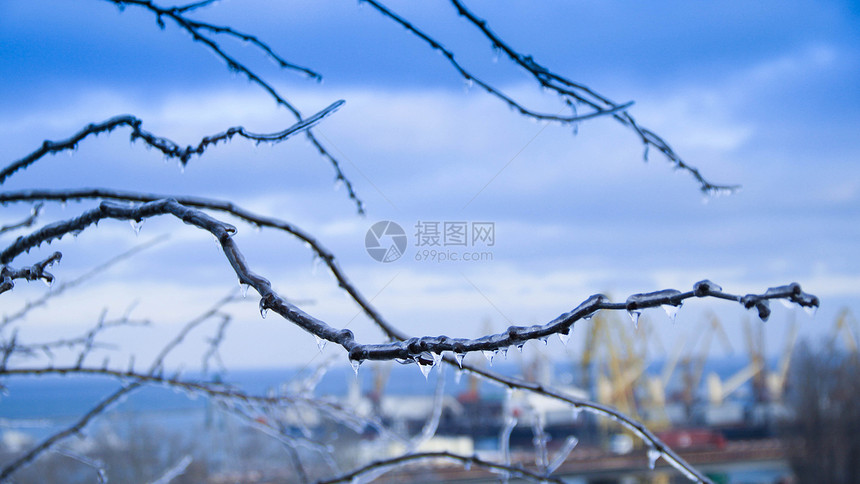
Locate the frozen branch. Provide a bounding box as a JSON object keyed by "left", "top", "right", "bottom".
{"left": 317, "top": 450, "right": 566, "bottom": 484}
{"left": 102, "top": 0, "right": 364, "bottom": 213}
{"left": 0, "top": 193, "right": 813, "bottom": 482}
{"left": 0, "top": 192, "right": 818, "bottom": 363}
{"left": 1, "top": 234, "right": 168, "bottom": 329}
{"left": 0, "top": 382, "right": 141, "bottom": 481}
{"left": 0, "top": 252, "right": 61, "bottom": 295}
{"left": 149, "top": 454, "right": 193, "bottom": 484}
{"left": 363, "top": 0, "right": 738, "bottom": 195}
{"left": 0, "top": 100, "right": 343, "bottom": 184}
{"left": 0, "top": 203, "right": 42, "bottom": 235}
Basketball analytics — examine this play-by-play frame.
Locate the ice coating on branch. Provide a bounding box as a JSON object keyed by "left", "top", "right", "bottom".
{"left": 694, "top": 279, "right": 722, "bottom": 296}
{"left": 741, "top": 295, "right": 772, "bottom": 321}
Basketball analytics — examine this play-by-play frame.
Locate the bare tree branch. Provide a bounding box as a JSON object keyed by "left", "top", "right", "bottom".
{"left": 0, "top": 252, "right": 61, "bottom": 295}
{"left": 0, "top": 100, "right": 344, "bottom": 184}
{"left": 0, "top": 382, "right": 142, "bottom": 481}
{"left": 0, "top": 203, "right": 42, "bottom": 236}
{"left": 103, "top": 0, "right": 365, "bottom": 213}
{"left": 316, "top": 450, "right": 567, "bottom": 484}
{"left": 363, "top": 0, "right": 738, "bottom": 195}
{"left": 1, "top": 234, "right": 168, "bottom": 329}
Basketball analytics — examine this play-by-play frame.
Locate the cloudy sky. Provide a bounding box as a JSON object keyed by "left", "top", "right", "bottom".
{"left": 1, "top": 0, "right": 858, "bottom": 371}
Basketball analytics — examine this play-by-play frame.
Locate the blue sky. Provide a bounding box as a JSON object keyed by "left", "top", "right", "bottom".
{"left": 1, "top": 0, "right": 858, "bottom": 371}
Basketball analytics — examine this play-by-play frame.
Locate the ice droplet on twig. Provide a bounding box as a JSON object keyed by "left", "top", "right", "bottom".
{"left": 414, "top": 354, "right": 433, "bottom": 380}
{"left": 129, "top": 219, "right": 144, "bottom": 235}
{"left": 627, "top": 309, "right": 642, "bottom": 330}
{"left": 454, "top": 352, "right": 465, "bottom": 368}
{"left": 349, "top": 358, "right": 361, "bottom": 376}
{"left": 431, "top": 352, "right": 442, "bottom": 368}
{"left": 314, "top": 335, "right": 326, "bottom": 352}
{"left": 557, "top": 330, "right": 571, "bottom": 346}
{"left": 491, "top": 44, "right": 501, "bottom": 63}
{"left": 662, "top": 303, "right": 682, "bottom": 322}
{"left": 239, "top": 281, "right": 250, "bottom": 299}
{"left": 482, "top": 350, "right": 495, "bottom": 365}
{"left": 804, "top": 305, "right": 818, "bottom": 317}
{"left": 647, "top": 448, "right": 663, "bottom": 470}
{"left": 259, "top": 299, "right": 268, "bottom": 319}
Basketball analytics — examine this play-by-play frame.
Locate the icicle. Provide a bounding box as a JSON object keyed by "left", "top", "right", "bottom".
{"left": 516, "top": 343, "right": 524, "bottom": 353}
{"left": 662, "top": 302, "right": 681, "bottom": 322}
{"left": 311, "top": 255, "right": 321, "bottom": 275}
{"left": 571, "top": 406, "right": 582, "bottom": 421}
{"left": 314, "top": 335, "right": 326, "bottom": 352}
{"left": 647, "top": 448, "right": 663, "bottom": 470}
{"left": 547, "top": 436, "right": 578, "bottom": 474}
{"left": 414, "top": 355, "right": 433, "bottom": 380}
{"left": 482, "top": 350, "right": 495, "bottom": 365}
{"left": 259, "top": 299, "right": 268, "bottom": 319}
{"left": 129, "top": 218, "right": 144, "bottom": 235}
{"left": 628, "top": 309, "right": 641, "bottom": 330}
{"left": 539, "top": 337, "right": 548, "bottom": 346}
{"left": 431, "top": 352, "right": 442, "bottom": 368}
{"left": 557, "top": 330, "right": 571, "bottom": 345}
{"left": 42, "top": 277, "right": 54, "bottom": 288}
{"left": 804, "top": 305, "right": 818, "bottom": 317}
{"left": 491, "top": 44, "right": 501, "bottom": 63}
{"left": 239, "top": 281, "right": 250, "bottom": 298}
{"left": 349, "top": 358, "right": 361, "bottom": 376}
{"left": 333, "top": 178, "right": 344, "bottom": 191}
{"left": 454, "top": 352, "right": 465, "bottom": 368}
{"left": 779, "top": 298, "right": 794, "bottom": 309}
